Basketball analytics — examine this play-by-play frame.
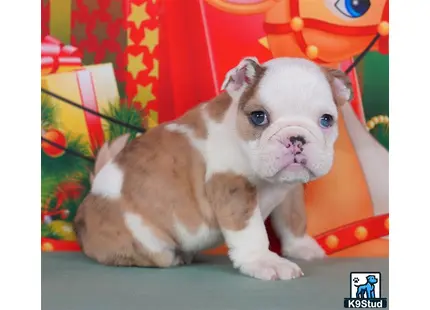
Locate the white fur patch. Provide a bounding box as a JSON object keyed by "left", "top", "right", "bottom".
{"left": 164, "top": 123, "right": 189, "bottom": 134}
{"left": 222, "top": 207, "right": 270, "bottom": 266}
{"left": 91, "top": 161, "right": 124, "bottom": 199}
{"left": 257, "top": 183, "right": 291, "bottom": 220}
{"left": 203, "top": 107, "right": 253, "bottom": 180}
{"left": 174, "top": 220, "right": 222, "bottom": 252}
{"left": 223, "top": 207, "right": 303, "bottom": 280}
{"left": 259, "top": 58, "right": 337, "bottom": 120}
{"left": 124, "top": 212, "right": 170, "bottom": 254}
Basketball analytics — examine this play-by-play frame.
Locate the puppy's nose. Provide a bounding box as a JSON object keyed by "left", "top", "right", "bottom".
{"left": 285, "top": 135, "right": 306, "bottom": 154}
{"left": 289, "top": 135, "right": 306, "bottom": 145}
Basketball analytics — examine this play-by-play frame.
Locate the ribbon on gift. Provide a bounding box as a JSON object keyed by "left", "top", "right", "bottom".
{"left": 42, "top": 63, "right": 119, "bottom": 153}
{"left": 41, "top": 35, "right": 82, "bottom": 75}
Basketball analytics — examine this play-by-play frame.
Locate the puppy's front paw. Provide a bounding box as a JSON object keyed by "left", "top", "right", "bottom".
{"left": 238, "top": 251, "right": 303, "bottom": 281}
{"left": 283, "top": 235, "right": 326, "bottom": 261}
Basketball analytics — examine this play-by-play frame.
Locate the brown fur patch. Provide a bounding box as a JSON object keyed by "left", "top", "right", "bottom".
{"left": 176, "top": 106, "right": 208, "bottom": 139}
{"left": 75, "top": 122, "right": 218, "bottom": 267}
{"left": 74, "top": 195, "right": 176, "bottom": 267}
{"left": 206, "top": 173, "right": 257, "bottom": 231}
{"left": 235, "top": 66, "right": 268, "bottom": 141}
{"left": 322, "top": 67, "right": 354, "bottom": 106}
{"left": 206, "top": 92, "right": 232, "bottom": 122}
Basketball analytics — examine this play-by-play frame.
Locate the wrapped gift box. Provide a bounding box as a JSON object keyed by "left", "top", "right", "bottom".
{"left": 42, "top": 0, "right": 160, "bottom": 128}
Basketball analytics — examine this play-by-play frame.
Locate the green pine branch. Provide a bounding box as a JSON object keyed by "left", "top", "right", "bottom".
{"left": 41, "top": 94, "right": 57, "bottom": 130}
{"left": 42, "top": 134, "right": 92, "bottom": 207}
{"left": 41, "top": 223, "right": 61, "bottom": 239}
{"left": 102, "top": 101, "right": 143, "bottom": 142}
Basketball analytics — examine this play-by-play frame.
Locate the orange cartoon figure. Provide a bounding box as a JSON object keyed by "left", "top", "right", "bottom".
{"left": 205, "top": 0, "right": 388, "bottom": 66}
{"left": 204, "top": 0, "right": 389, "bottom": 257}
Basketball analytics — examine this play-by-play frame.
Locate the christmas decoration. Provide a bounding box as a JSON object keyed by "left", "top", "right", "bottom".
{"left": 41, "top": 129, "right": 67, "bottom": 157}
{"left": 49, "top": 220, "right": 76, "bottom": 241}
{"left": 366, "top": 115, "right": 389, "bottom": 132}
{"left": 41, "top": 35, "right": 82, "bottom": 75}
{"left": 102, "top": 101, "right": 144, "bottom": 141}
{"left": 41, "top": 44, "right": 120, "bottom": 152}
{"left": 42, "top": 0, "right": 161, "bottom": 128}
{"left": 42, "top": 83, "right": 144, "bottom": 248}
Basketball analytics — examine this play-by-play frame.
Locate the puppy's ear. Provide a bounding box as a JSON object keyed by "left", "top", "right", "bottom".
{"left": 323, "top": 68, "right": 353, "bottom": 106}
{"left": 109, "top": 133, "right": 130, "bottom": 158}
{"left": 221, "top": 57, "right": 263, "bottom": 93}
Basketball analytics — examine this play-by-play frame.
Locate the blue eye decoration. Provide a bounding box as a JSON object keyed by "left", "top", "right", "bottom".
{"left": 249, "top": 111, "right": 269, "bottom": 126}
{"left": 335, "top": 0, "right": 371, "bottom": 18}
{"left": 319, "top": 114, "right": 335, "bottom": 128}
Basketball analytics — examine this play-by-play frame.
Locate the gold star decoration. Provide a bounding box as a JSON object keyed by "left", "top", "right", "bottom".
{"left": 149, "top": 59, "right": 159, "bottom": 78}
{"left": 129, "top": 2, "right": 150, "bottom": 29}
{"left": 128, "top": 53, "right": 148, "bottom": 79}
{"left": 146, "top": 110, "right": 159, "bottom": 129}
{"left": 142, "top": 28, "right": 159, "bottom": 54}
{"left": 133, "top": 84, "right": 156, "bottom": 109}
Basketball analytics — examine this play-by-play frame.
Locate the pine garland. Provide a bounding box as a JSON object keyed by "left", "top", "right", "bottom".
{"left": 102, "top": 101, "right": 143, "bottom": 142}
{"left": 41, "top": 94, "right": 57, "bottom": 129}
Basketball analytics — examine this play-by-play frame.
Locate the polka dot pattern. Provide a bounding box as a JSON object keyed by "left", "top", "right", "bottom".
{"left": 316, "top": 214, "right": 389, "bottom": 255}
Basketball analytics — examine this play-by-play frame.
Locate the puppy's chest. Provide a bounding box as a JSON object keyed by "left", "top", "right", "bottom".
{"left": 257, "top": 184, "right": 290, "bottom": 220}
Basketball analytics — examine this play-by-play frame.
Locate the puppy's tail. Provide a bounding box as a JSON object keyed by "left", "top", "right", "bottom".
{"left": 90, "top": 133, "right": 130, "bottom": 184}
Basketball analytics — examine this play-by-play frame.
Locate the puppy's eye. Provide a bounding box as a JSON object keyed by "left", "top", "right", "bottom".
{"left": 249, "top": 111, "right": 269, "bottom": 126}
{"left": 319, "top": 114, "right": 335, "bottom": 128}
{"left": 334, "top": 0, "right": 371, "bottom": 18}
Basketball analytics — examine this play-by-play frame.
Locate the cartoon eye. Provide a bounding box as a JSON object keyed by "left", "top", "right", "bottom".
{"left": 334, "top": 0, "right": 371, "bottom": 18}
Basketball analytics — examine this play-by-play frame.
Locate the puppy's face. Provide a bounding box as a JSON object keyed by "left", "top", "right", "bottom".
{"left": 222, "top": 57, "right": 352, "bottom": 184}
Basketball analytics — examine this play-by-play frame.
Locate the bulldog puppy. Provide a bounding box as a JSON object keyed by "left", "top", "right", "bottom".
{"left": 74, "top": 57, "right": 352, "bottom": 281}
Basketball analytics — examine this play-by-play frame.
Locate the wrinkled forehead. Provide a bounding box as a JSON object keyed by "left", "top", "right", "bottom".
{"left": 255, "top": 60, "right": 337, "bottom": 118}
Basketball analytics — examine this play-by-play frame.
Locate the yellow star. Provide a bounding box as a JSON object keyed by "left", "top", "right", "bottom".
{"left": 149, "top": 58, "right": 159, "bottom": 78}
{"left": 133, "top": 84, "right": 156, "bottom": 109}
{"left": 146, "top": 110, "right": 159, "bottom": 128}
{"left": 258, "top": 36, "right": 269, "bottom": 49}
{"left": 143, "top": 27, "right": 159, "bottom": 54}
{"left": 128, "top": 53, "right": 147, "bottom": 79}
{"left": 129, "top": 2, "right": 150, "bottom": 28}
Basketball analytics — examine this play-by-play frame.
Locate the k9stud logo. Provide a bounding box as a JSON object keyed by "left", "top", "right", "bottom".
{"left": 344, "top": 272, "right": 388, "bottom": 308}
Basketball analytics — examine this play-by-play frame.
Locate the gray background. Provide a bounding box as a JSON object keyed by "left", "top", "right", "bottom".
{"left": 42, "top": 253, "right": 389, "bottom": 310}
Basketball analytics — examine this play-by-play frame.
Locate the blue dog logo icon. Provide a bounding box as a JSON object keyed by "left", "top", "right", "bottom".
{"left": 354, "top": 275, "right": 378, "bottom": 299}
{"left": 344, "top": 272, "right": 387, "bottom": 308}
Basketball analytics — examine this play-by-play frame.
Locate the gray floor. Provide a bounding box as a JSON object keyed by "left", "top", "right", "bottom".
{"left": 42, "top": 253, "right": 389, "bottom": 310}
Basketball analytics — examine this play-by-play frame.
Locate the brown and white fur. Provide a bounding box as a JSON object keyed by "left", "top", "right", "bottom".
{"left": 74, "top": 57, "right": 353, "bottom": 281}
